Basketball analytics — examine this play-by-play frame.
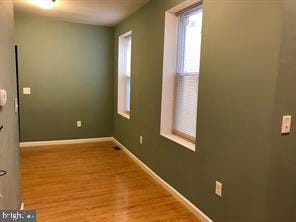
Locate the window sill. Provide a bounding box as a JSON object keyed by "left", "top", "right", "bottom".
{"left": 161, "top": 133, "right": 196, "bottom": 151}
{"left": 118, "top": 111, "right": 130, "bottom": 119}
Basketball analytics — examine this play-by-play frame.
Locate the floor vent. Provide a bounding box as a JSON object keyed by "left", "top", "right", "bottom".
{"left": 113, "top": 146, "right": 121, "bottom": 151}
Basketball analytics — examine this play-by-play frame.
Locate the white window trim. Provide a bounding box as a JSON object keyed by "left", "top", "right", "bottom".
{"left": 160, "top": 0, "right": 202, "bottom": 151}
{"left": 119, "top": 111, "right": 130, "bottom": 119}
{"left": 161, "top": 133, "right": 196, "bottom": 151}
{"left": 117, "top": 31, "right": 132, "bottom": 119}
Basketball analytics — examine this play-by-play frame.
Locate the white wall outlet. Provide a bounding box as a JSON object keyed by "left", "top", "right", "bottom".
{"left": 215, "top": 181, "right": 223, "bottom": 197}
{"left": 139, "top": 136, "right": 143, "bottom": 144}
{"left": 77, "top": 121, "right": 82, "bottom": 128}
{"left": 23, "top": 87, "right": 31, "bottom": 95}
{"left": 281, "top": 115, "right": 292, "bottom": 134}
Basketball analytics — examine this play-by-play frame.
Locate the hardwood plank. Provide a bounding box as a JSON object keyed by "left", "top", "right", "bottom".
{"left": 21, "top": 142, "right": 201, "bottom": 222}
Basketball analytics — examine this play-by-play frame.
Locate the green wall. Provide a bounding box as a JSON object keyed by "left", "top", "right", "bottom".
{"left": 0, "top": 1, "right": 21, "bottom": 209}
{"left": 14, "top": 0, "right": 296, "bottom": 220}
{"left": 15, "top": 13, "right": 114, "bottom": 142}
{"left": 114, "top": 0, "right": 282, "bottom": 221}
{"left": 265, "top": 1, "right": 296, "bottom": 221}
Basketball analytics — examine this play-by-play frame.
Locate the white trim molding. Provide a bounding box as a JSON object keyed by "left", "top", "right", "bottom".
{"left": 160, "top": 0, "right": 202, "bottom": 152}
{"left": 20, "top": 137, "right": 113, "bottom": 148}
{"left": 20, "top": 202, "right": 24, "bottom": 210}
{"left": 113, "top": 138, "right": 213, "bottom": 222}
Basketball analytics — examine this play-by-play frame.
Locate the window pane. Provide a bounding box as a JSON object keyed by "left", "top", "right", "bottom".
{"left": 118, "top": 31, "right": 132, "bottom": 117}
{"left": 126, "top": 76, "right": 130, "bottom": 112}
{"left": 183, "top": 9, "right": 202, "bottom": 73}
{"left": 174, "top": 75, "right": 198, "bottom": 138}
{"left": 125, "top": 35, "right": 131, "bottom": 112}
{"left": 126, "top": 36, "right": 131, "bottom": 77}
{"left": 174, "top": 6, "right": 202, "bottom": 141}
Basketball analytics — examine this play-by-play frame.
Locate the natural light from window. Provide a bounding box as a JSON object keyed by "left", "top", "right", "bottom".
{"left": 174, "top": 6, "right": 203, "bottom": 143}
{"left": 183, "top": 10, "right": 203, "bottom": 73}
{"left": 161, "top": 2, "right": 203, "bottom": 151}
{"left": 118, "top": 31, "right": 132, "bottom": 119}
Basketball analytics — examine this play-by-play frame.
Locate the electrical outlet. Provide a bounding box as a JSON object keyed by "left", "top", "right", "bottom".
{"left": 281, "top": 115, "right": 292, "bottom": 134}
{"left": 215, "top": 181, "right": 222, "bottom": 197}
{"left": 139, "top": 136, "right": 143, "bottom": 144}
{"left": 77, "top": 121, "right": 82, "bottom": 128}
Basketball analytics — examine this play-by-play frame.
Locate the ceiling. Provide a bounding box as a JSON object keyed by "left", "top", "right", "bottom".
{"left": 14, "top": 0, "right": 150, "bottom": 26}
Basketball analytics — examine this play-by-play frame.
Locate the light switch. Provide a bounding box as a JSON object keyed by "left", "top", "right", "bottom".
{"left": 281, "top": 115, "right": 292, "bottom": 134}
{"left": 77, "top": 121, "right": 82, "bottom": 128}
{"left": 23, "top": 87, "right": 31, "bottom": 95}
{"left": 0, "top": 89, "right": 7, "bottom": 106}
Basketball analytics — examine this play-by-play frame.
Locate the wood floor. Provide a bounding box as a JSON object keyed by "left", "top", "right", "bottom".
{"left": 21, "top": 141, "right": 201, "bottom": 222}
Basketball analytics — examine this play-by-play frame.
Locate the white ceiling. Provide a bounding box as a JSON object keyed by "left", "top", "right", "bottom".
{"left": 14, "top": 0, "right": 150, "bottom": 26}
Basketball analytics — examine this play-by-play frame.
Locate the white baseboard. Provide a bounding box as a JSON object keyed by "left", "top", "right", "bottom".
{"left": 112, "top": 138, "right": 213, "bottom": 222}
{"left": 20, "top": 202, "right": 24, "bottom": 210}
{"left": 19, "top": 136, "right": 212, "bottom": 221}
{"left": 20, "top": 137, "right": 113, "bottom": 148}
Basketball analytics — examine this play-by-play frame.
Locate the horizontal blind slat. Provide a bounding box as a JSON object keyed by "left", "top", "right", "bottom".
{"left": 174, "top": 75, "right": 198, "bottom": 139}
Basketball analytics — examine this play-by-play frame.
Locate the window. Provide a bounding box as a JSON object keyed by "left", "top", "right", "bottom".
{"left": 174, "top": 6, "right": 203, "bottom": 143}
{"left": 160, "top": 1, "right": 203, "bottom": 151}
{"left": 118, "top": 31, "right": 132, "bottom": 119}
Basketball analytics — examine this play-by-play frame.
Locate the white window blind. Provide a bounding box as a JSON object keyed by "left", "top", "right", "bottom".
{"left": 174, "top": 6, "right": 203, "bottom": 142}
{"left": 118, "top": 31, "right": 132, "bottom": 117}
{"left": 125, "top": 35, "right": 131, "bottom": 112}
